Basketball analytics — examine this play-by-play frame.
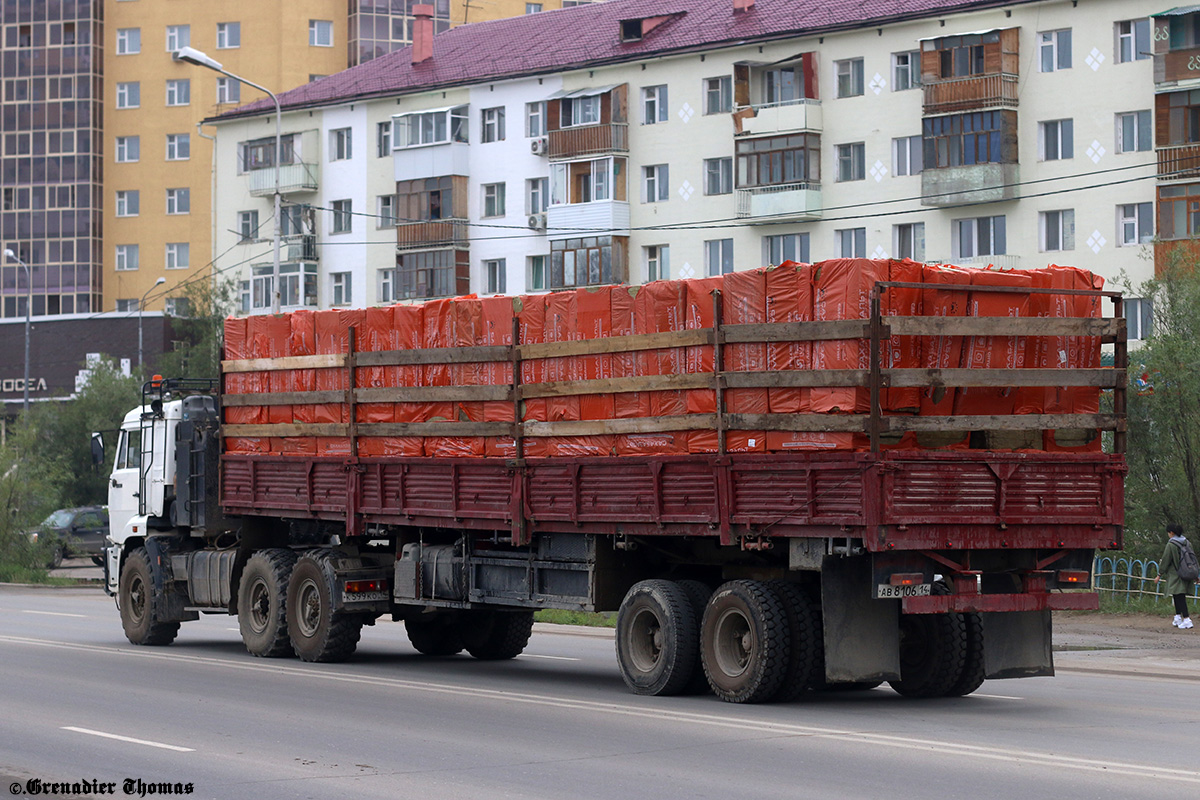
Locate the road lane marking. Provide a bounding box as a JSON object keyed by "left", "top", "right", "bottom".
{"left": 518, "top": 654, "right": 580, "bottom": 661}
{"left": 62, "top": 726, "right": 194, "bottom": 752}
{"left": 973, "top": 693, "right": 1023, "bottom": 700}
{"left": 2, "top": 634, "right": 1195, "bottom": 785}
{"left": 21, "top": 610, "right": 87, "bottom": 618}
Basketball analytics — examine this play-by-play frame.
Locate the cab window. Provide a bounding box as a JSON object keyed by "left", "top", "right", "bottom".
{"left": 117, "top": 430, "right": 141, "bottom": 470}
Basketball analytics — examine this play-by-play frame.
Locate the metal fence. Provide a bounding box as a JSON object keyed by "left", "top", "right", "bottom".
{"left": 1093, "top": 555, "right": 1200, "bottom": 603}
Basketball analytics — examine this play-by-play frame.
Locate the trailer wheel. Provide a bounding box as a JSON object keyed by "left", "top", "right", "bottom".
{"left": 461, "top": 610, "right": 535, "bottom": 660}
{"left": 676, "top": 580, "right": 713, "bottom": 695}
{"left": 118, "top": 547, "right": 180, "bottom": 646}
{"left": 287, "top": 551, "right": 364, "bottom": 663}
{"left": 943, "top": 611, "right": 985, "bottom": 697}
{"left": 405, "top": 618, "right": 465, "bottom": 656}
{"left": 615, "top": 579, "right": 699, "bottom": 696}
{"left": 888, "top": 608, "right": 967, "bottom": 698}
{"left": 700, "top": 580, "right": 791, "bottom": 704}
{"left": 237, "top": 549, "right": 297, "bottom": 658}
{"left": 765, "top": 580, "right": 821, "bottom": 701}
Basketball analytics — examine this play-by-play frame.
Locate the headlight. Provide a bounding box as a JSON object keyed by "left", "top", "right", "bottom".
{"left": 28, "top": 532, "right": 38, "bottom": 543}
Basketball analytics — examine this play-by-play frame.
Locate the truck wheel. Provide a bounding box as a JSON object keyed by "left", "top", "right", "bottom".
{"left": 700, "top": 580, "right": 791, "bottom": 704}
{"left": 765, "top": 580, "right": 821, "bottom": 701}
{"left": 118, "top": 547, "right": 180, "bottom": 646}
{"left": 675, "top": 580, "right": 713, "bottom": 695}
{"left": 943, "top": 611, "right": 985, "bottom": 697}
{"left": 888, "top": 610, "right": 967, "bottom": 698}
{"left": 615, "top": 579, "right": 699, "bottom": 696}
{"left": 287, "top": 551, "right": 363, "bottom": 663}
{"left": 405, "top": 617, "right": 465, "bottom": 656}
{"left": 237, "top": 549, "right": 297, "bottom": 658}
{"left": 461, "top": 610, "right": 535, "bottom": 660}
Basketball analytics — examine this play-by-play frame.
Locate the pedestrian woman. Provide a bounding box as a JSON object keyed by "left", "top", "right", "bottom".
{"left": 1157, "top": 523, "right": 1195, "bottom": 630}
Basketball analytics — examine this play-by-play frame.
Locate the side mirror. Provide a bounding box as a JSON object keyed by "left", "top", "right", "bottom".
{"left": 90, "top": 432, "right": 105, "bottom": 469}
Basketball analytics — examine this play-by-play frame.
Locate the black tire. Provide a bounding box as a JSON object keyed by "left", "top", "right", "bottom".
{"left": 118, "top": 547, "right": 180, "bottom": 646}
{"left": 48, "top": 545, "right": 64, "bottom": 570}
{"left": 765, "top": 580, "right": 821, "bottom": 702}
{"left": 91, "top": 555, "right": 105, "bottom": 567}
{"left": 700, "top": 580, "right": 791, "bottom": 704}
{"left": 888, "top": 605, "right": 967, "bottom": 698}
{"left": 237, "top": 549, "right": 297, "bottom": 658}
{"left": 615, "top": 579, "right": 700, "bottom": 696}
{"left": 287, "top": 550, "right": 364, "bottom": 663}
{"left": 406, "top": 617, "right": 465, "bottom": 656}
{"left": 461, "top": 610, "right": 535, "bottom": 660}
{"left": 944, "top": 611, "right": 985, "bottom": 697}
{"left": 675, "top": 579, "right": 713, "bottom": 695}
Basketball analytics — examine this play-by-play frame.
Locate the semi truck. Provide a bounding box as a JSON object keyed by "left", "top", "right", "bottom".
{"left": 102, "top": 260, "right": 1126, "bottom": 703}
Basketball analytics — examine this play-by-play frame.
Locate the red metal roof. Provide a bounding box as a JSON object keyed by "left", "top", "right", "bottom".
{"left": 216, "top": 0, "right": 1028, "bottom": 120}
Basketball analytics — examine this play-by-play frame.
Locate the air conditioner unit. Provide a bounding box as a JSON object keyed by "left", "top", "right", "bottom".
{"left": 527, "top": 213, "right": 547, "bottom": 231}
{"left": 530, "top": 137, "right": 549, "bottom": 155}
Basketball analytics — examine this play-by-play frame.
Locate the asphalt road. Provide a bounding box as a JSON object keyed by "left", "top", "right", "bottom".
{"left": 1, "top": 578, "right": 1198, "bottom": 800}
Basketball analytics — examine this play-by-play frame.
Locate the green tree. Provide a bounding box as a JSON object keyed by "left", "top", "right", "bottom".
{"left": 154, "top": 276, "right": 236, "bottom": 381}
{"left": 0, "top": 416, "right": 72, "bottom": 579}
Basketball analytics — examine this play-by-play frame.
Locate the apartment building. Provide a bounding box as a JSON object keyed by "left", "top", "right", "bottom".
{"left": 207, "top": 0, "right": 1158, "bottom": 340}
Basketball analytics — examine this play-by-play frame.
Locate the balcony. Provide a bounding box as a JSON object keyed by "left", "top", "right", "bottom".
{"left": 546, "top": 201, "right": 630, "bottom": 237}
{"left": 922, "top": 73, "right": 1018, "bottom": 115}
{"left": 247, "top": 163, "right": 319, "bottom": 197}
{"left": 1158, "top": 143, "right": 1200, "bottom": 180}
{"left": 735, "top": 182, "right": 822, "bottom": 221}
{"left": 921, "top": 163, "right": 1019, "bottom": 206}
{"left": 548, "top": 123, "right": 628, "bottom": 160}
{"left": 734, "top": 99, "right": 821, "bottom": 137}
{"left": 282, "top": 234, "right": 318, "bottom": 262}
{"left": 395, "top": 218, "right": 469, "bottom": 252}
{"left": 955, "top": 254, "right": 1022, "bottom": 270}
{"left": 1155, "top": 47, "right": 1200, "bottom": 86}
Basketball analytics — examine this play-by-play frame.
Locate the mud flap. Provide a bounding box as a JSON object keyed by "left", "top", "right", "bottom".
{"left": 821, "top": 555, "right": 901, "bottom": 683}
{"left": 982, "top": 610, "right": 1053, "bottom": 679}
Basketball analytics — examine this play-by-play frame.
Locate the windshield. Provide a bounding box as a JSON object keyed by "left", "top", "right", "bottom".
{"left": 41, "top": 510, "right": 74, "bottom": 528}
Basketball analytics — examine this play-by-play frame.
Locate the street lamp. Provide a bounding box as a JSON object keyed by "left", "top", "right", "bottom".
{"left": 138, "top": 277, "right": 166, "bottom": 370}
{"left": 3, "top": 249, "right": 31, "bottom": 414}
{"left": 173, "top": 45, "right": 282, "bottom": 315}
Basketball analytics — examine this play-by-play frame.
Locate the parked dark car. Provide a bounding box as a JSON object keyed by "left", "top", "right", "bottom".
{"left": 29, "top": 507, "right": 109, "bottom": 568}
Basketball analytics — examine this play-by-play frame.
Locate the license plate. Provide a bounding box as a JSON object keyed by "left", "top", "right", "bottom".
{"left": 343, "top": 591, "right": 389, "bottom": 604}
{"left": 877, "top": 583, "right": 932, "bottom": 599}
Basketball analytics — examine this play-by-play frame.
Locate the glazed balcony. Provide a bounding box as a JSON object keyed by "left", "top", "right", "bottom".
{"left": 922, "top": 73, "right": 1019, "bottom": 115}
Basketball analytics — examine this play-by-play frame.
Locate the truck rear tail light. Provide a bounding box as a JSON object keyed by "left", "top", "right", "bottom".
{"left": 889, "top": 573, "right": 925, "bottom": 586}
{"left": 345, "top": 579, "right": 385, "bottom": 594}
{"left": 1057, "top": 570, "right": 1090, "bottom": 584}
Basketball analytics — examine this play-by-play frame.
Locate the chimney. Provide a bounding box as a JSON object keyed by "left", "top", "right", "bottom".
{"left": 412, "top": 4, "right": 434, "bottom": 64}
{"left": 733, "top": 0, "right": 754, "bottom": 12}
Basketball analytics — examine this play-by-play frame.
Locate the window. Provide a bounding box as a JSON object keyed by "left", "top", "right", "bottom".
{"left": 115, "top": 245, "right": 139, "bottom": 271}
{"left": 238, "top": 210, "right": 259, "bottom": 242}
{"left": 166, "top": 242, "right": 189, "bottom": 270}
{"left": 482, "top": 107, "right": 506, "bottom": 143}
{"left": 527, "top": 177, "right": 549, "bottom": 214}
{"left": 116, "top": 28, "right": 140, "bottom": 55}
{"left": 1117, "top": 110, "right": 1152, "bottom": 153}
{"left": 893, "top": 135, "right": 923, "bottom": 176}
{"left": 330, "top": 127, "right": 352, "bottom": 160}
{"left": 332, "top": 199, "right": 353, "bottom": 233}
{"left": 762, "top": 66, "right": 806, "bottom": 105}
{"left": 526, "top": 102, "right": 546, "bottom": 137}
{"left": 644, "top": 164, "right": 669, "bottom": 202}
{"left": 239, "top": 134, "right": 296, "bottom": 171}
{"left": 165, "top": 298, "right": 190, "bottom": 318}
{"left": 397, "top": 251, "right": 462, "bottom": 299}
{"left": 376, "top": 121, "right": 392, "bottom": 156}
{"left": 116, "top": 136, "right": 140, "bottom": 162}
{"left": 936, "top": 34, "right": 991, "bottom": 77}
{"left": 1168, "top": 90, "right": 1200, "bottom": 145}
{"left": 763, "top": 233, "right": 809, "bottom": 265}
{"left": 1116, "top": 19, "right": 1150, "bottom": 63}
{"left": 704, "top": 157, "right": 733, "bottom": 195}
{"left": 115, "top": 190, "right": 139, "bottom": 217}
{"left": 394, "top": 106, "right": 469, "bottom": 147}
{"left": 165, "top": 79, "right": 190, "bottom": 106}
{"left": 166, "top": 188, "right": 190, "bottom": 215}
{"left": 561, "top": 95, "right": 600, "bottom": 128}
{"left": 1126, "top": 297, "right": 1153, "bottom": 340}
{"left": 486, "top": 259, "right": 507, "bottom": 294}
{"left": 526, "top": 3, "right": 543, "bottom": 13}
{"left": 166, "top": 133, "right": 190, "bottom": 161}
{"left": 116, "top": 82, "right": 140, "bottom": 108}
{"left": 835, "top": 58, "right": 864, "bottom": 98}
{"left": 1040, "top": 119, "right": 1074, "bottom": 161}
{"left": 836, "top": 143, "right": 865, "bottom": 182}
{"left": 216, "top": 78, "right": 240, "bottom": 104}
{"left": 642, "top": 85, "right": 668, "bottom": 124}
{"left": 646, "top": 245, "right": 669, "bottom": 281}
{"left": 379, "top": 268, "right": 396, "bottom": 303}
{"left": 309, "top": 20, "right": 333, "bottom": 47}
{"left": 954, "top": 215, "right": 1006, "bottom": 258}
{"left": 116, "top": 299, "right": 137, "bottom": 313}
{"left": 528, "top": 255, "right": 547, "bottom": 291}
{"left": 1159, "top": 183, "right": 1200, "bottom": 240}
{"left": 735, "top": 134, "right": 820, "bottom": 187}
{"left": 483, "top": 183, "right": 506, "bottom": 217}
{"left": 216, "top": 22, "right": 240, "bottom": 49}
{"left": 705, "top": 238, "right": 733, "bottom": 276}
{"left": 549, "top": 158, "right": 614, "bottom": 204}
{"left": 1040, "top": 209, "right": 1075, "bottom": 251}
{"left": 166, "top": 25, "right": 190, "bottom": 52}
{"left": 894, "top": 223, "right": 925, "bottom": 261}
{"left": 1118, "top": 202, "right": 1152, "bottom": 246}
{"left": 837, "top": 228, "right": 866, "bottom": 258}
{"left": 331, "top": 272, "right": 352, "bottom": 306}
{"left": 549, "top": 237, "right": 625, "bottom": 288}
{"left": 397, "top": 176, "right": 456, "bottom": 221}
{"left": 893, "top": 51, "right": 920, "bottom": 91}
{"left": 1039, "top": 29, "right": 1072, "bottom": 72}
{"left": 705, "top": 76, "right": 732, "bottom": 114}
{"left": 923, "top": 111, "right": 1006, "bottom": 168}
{"left": 277, "top": 263, "right": 317, "bottom": 307}
{"left": 378, "top": 194, "right": 397, "bottom": 227}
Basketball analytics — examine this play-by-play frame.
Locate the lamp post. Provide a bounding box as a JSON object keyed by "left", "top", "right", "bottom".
{"left": 173, "top": 45, "right": 282, "bottom": 315}
{"left": 3, "top": 249, "right": 31, "bottom": 414}
{"left": 138, "top": 277, "right": 166, "bottom": 370}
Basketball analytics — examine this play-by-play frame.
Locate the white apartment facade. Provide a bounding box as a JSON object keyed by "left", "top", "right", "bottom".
{"left": 207, "top": 0, "right": 1160, "bottom": 340}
